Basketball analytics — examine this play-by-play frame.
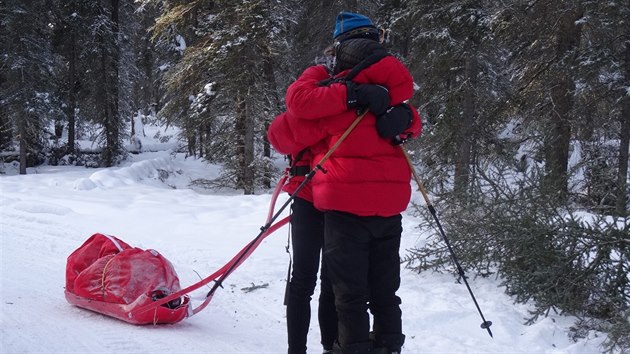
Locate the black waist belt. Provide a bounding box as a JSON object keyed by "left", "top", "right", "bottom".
{"left": 289, "top": 165, "right": 310, "bottom": 177}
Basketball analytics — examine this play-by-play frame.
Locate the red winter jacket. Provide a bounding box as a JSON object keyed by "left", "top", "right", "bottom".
{"left": 268, "top": 57, "right": 421, "bottom": 216}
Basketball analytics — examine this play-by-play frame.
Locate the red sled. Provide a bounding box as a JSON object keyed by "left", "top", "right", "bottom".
{"left": 65, "top": 175, "right": 291, "bottom": 325}
{"left": 65, "top": 233, "right": 192, "bottom": 324}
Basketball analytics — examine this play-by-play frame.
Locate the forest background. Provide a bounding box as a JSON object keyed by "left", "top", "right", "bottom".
{"left": 1, "top": 0, "right": 628, "bottom": 351}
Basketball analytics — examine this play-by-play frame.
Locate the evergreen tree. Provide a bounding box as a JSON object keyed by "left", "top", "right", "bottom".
{"left": 52, "top": 0, "right": 140, "bottom": 166}
{"left": 495, "top": 1, "right": 585, "bottom": 198}
{"left": 572, "top": 1, "right": 630, "bottom": 217}
{"left": 388, "top": 0, "right": 508, "bottom": 198}
{"left": 1, "top": 0, "right": 628, "bottom": 347}
{"left": 131, "top": 1, "right": 164, "bottom": 135}
{"left": 52, "top": 0, "right": 101, "bottom": 156}
{"left": 153, "top": 0, "right": 292, "bottom": 194}
{"left": 400, "top": 2, "right": 629, "bottom": 350}
{"left": 0, "top": 0, "right": 64, "bottom": 174}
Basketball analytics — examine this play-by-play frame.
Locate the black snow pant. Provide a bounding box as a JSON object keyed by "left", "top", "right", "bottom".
{"left": 286, "top": 197, "right": 337, "bottom": 354}
{"left": 324, "top": 210, "right": 405, "bottom": 353}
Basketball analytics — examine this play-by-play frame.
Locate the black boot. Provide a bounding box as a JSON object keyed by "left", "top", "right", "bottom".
{"left": 373, "top": 333, "right": 405, "bottom": 354}
{"left": 332, "top": 340, "right": 375, "bottom": 354}
{"left": 371, "top": 347, "right": 388, "bottom": 354}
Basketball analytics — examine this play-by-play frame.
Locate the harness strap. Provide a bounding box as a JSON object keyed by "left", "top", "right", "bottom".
{"left": 318, "top": 51, "right": 390, "bottom": 87}
{"left": 345, "top": 52, "right": 389, "bottom": 81}
{"left": 289, "top": 165, "right": 310, "bottom": 177}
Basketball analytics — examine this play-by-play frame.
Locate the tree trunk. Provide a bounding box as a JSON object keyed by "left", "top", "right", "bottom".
{"left": 18, "top": 114, "right": 27, "bottom": 175}
{"left": 262, "top": 56, "right": 280, "bottom": 189}
{"left": 617, "top": 37, "right": 630, "bottom": 216}
{"left": 67, "top": 30, "right": 77, "bottom": 153}
{"left": 454, "top": 53, "right": 478, "bottom": 196}
{"left": 102, "top": 0, "right": 121, "bottom": 167}
{"left": 198, "top": 127, "right": 203, "bottom": 157}
{"left": 546, "top": 78, "right": 573, "bottom": 194}
{"left": 235, "top": 91, "right": 254, "bottom": 194}
{"left": 0, "top": 72, "right": 11, "bottom": 150}
{"left": 543, "top": 7, "right": 583, "bottom": 196}
{"left": 243, "top": 90, "right": 255, "bottom": 194}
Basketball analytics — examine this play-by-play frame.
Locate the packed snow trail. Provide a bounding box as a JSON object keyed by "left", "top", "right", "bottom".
{"left": 0, "top": 154, "right": 607, "bottom": 353}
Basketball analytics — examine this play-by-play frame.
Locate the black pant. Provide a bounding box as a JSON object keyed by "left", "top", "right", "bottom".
{"left": 287, "top": 197, "right": 337, "bottom": 354}
{"left": 324, "top": 210, "right": 404, "bottom": 352}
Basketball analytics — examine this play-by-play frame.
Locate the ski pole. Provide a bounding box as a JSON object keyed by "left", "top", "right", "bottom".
{"left": 401, "top": 148, "right": 494, "bottom": 338}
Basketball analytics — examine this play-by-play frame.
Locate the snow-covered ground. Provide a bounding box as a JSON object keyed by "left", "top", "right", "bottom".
{"left": 0, "top": 147, "right": 609, "bottom": 353}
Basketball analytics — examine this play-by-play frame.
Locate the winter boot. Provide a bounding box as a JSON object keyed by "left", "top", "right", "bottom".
{"left": 332, "top": 340, "right": 376, "bottom": 354}
{"left": 373, "top": 333, "right": 405, "bottom": 354}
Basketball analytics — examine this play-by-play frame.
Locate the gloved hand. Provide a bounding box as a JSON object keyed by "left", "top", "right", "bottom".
{"left": 346, "top": 82, "right": 389, "bottom": 116}
{"left": 376, "top": 103, "right": 413, "bottom": 140}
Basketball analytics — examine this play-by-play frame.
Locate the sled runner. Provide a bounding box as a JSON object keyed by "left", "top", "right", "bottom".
{"left": 65, "top": 175, "right": 290, "bottom": 325}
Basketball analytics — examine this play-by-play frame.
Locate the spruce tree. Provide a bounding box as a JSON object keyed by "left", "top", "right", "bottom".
{"left": 0, "top": 0, "right": 64, "bottom": 174}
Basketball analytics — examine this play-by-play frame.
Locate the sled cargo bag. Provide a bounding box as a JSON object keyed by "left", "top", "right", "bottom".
{"left": 65, "top": 233, "right": 190, "bottom": 325}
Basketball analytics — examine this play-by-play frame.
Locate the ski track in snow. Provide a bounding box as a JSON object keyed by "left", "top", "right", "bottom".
{"left": 0, "top": 155, "right": 609, "bottom": 353}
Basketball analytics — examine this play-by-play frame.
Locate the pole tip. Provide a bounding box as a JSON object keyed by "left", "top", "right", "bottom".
{"left": 481, "top": 321, "right": 493, "bottom": 338}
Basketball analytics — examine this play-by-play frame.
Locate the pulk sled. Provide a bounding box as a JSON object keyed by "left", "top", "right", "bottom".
{"left": 64, "top": 111, "right": 367, "bottom": 325}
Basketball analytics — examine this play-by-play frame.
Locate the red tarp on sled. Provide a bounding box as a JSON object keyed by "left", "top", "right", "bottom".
{"left": 65, "top": 233, "right": 190, "bottom": 325}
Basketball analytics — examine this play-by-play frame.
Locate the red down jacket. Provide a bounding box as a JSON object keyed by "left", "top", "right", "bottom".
{"left": 268, "top": 57, "right": 422, "bottom": 217}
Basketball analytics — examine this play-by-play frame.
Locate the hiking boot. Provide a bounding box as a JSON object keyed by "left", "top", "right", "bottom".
{"left": 372, "top": 333, "right": 405, "bottom": 354}
{"left": 332, "top": 340, "right": 374, "bottom": 354}
{"left": 372, "top": 347, "right": 402, "bottom": 354}
{"left": 372, "top": 347, "right": 388, "bottom": 354}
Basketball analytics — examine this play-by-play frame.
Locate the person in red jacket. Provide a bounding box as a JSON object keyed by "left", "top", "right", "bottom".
{"left": 268, "top": 12, "right": 422, "bottom": 354}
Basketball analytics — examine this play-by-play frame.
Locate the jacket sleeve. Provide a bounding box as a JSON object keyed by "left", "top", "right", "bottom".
{"left": 285, "top": 65, "right": 349, "bottom": 119}
{"left": 267, "top": 111, "right": 327, "bottom": 155}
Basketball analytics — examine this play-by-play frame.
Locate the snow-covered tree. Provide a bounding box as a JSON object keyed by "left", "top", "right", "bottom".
{"left": 1, "top": 0, "right": 64, "bottom": 174}
{"left": 153, "top": 0, "right": 295, "bottom": 193}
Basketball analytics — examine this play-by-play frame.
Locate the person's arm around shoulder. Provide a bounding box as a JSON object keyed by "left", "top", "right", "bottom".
{"left": 285, "top": 65, "right": 349, "bottom": 119}
{"left": 267, "top": 111, "right": 325, "bottom": 156}
{"left": 354, "top": 56, "right": 414, "bottom": 106}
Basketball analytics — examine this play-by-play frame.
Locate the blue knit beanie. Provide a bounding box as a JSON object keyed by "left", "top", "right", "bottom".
{"left": 333, "top": 12, "right": 377, "bottom": 40}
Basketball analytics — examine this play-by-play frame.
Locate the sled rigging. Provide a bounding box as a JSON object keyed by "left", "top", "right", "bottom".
{"left": 65, "top": 173, "right": 291, "bottom": 325}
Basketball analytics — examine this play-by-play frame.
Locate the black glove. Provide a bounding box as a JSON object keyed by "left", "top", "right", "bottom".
{"left": 346, "top": 82, "right": 389, "bottom": 116}
{"left": 376, "top": 103, "right": 413, "bottom": 139}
